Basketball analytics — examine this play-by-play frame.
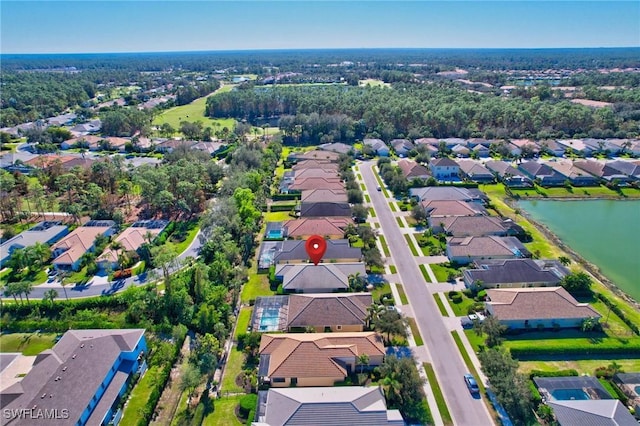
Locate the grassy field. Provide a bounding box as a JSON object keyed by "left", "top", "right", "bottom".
{"left": 481, "top": 182, "right": 640, "bottom": 200}
{"left": 220, "top": 347, "right": 245, "bottom": 393}
{"left": 264, "top": 211, "right": 294, "bottom": 222}
{"left": 518, "top": 358, "right": 640, "bottom": 376}
{"left": 408, "top": 317, "right": 424, "bottom": 346}
{"left": 359, "top": 79, "right": 391, "bottom": 87}
{"left": 241, "top": 266, "right": 272, "bottom": 303}
{"left": 433, "top": 294, "right": 449, "bottom": 316}
{"left": 0, "top": 332, "right": 58, "bottom": 355}
{"left": 235, "top": 307, "right": 253, "bottom": 339}
{"left": 368, "top": 207, "right": 376, "bottom": 218}
{"left": 202, "top": 395, "right": 244, "bottom": 426}
{"left": 120, "top": 366, "right": 162, "bottom": 426}
{"left": 169, "top": 221, "right": 200, "bottom": 255}
{"left": 364, "top": 194, "right": 371, "bottom": 203}
{"left": 423, "top": 363, "right": 453, "bottom": 426}
{"left": 396, "top": 283, "right": 408, "bottom": 304}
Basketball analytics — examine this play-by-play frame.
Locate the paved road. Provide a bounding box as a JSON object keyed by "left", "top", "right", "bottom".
{"left": 16, "top": 230, "right": 204, "bottom": 300}
{"left": 360, "top": 161, "right": 493, "bottom": 426}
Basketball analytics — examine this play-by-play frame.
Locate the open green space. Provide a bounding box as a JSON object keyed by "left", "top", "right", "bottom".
{"left": 404, "top": 234, "right": 419, "bottom": 256}
{"left": 120, "top": 366, "right": 162, "bottom": 426}
{"left": 371, "top": 282, "right": 392, "bottom": 304}
{"left": 0, "top": 332, "right": 58, "bottom": 355}
{"left": 241, "top": 267, "right": 272, "bottom": 303}
{"left": 481, "top": 183, "right": 640, "bottom": 200}
{"left": 408, "top": 317, "right": 424, "bottom": 346}
{"left": 264, "top": 211, "right": 294, "bottom": 222}
{"left": 518, "top": 358, "right": 640, "bottom": 376}
{"left": 202, "top": 395, "right": 244, "bottom": 426}
{"left": 221, "top": 347, "right": 245, "bottom": 393}
{"left": 153, "top": 88, "right": 236, "bottom": 132}
{"left": 395, "top": 283, "right": 408, "bottom": 304}
{"left": 378, "top": 235, "right": 391, "bottom": 257}
{"left": 445, "top": 292, "right": 477, "bottom": 317}
{"left": 433, "top": 294, "right": 449, "bottom": 316}
{"left": 430, "top": 263, "right": 461, "bottom": 283}
{"left": 423, "top": 363, "right": 453, "bottom": 426}
{"left": 235, "top": 307, "right": 252, "bottom": 339}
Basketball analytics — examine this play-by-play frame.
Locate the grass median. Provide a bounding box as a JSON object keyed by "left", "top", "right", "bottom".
{"left": 378, "top": 234, "right": 391, "bottom": 257}
{"left": 433, "top": 294, "right": 449, "bottom": 316}
{"left": 408, "top": 317, "right": 424, "bottom": 346}
{"left": 404, "top": 234, "right": 419, "bottom": 256}
{"left": 396, "top": 283, "right": 408, "bottom": 304}
{"left": 423, "top": 363, "right": 453, "bottom": 426}
{"left": 419, "top": 264, "right": 432, "bottom": 283}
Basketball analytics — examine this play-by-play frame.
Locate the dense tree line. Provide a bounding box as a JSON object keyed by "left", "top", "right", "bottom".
{"left": 207, "top": 83, "right": 639, "bottom": 140}
{"left": 175, "top": 80, "right": 220, "bottom": 105}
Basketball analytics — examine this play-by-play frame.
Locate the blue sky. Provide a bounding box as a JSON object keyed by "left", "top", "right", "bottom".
{"left": 1, "top": 1, "right": 639, "bottom": 53}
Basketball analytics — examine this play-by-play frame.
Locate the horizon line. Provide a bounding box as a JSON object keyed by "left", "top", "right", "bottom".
{"left": 3, "top": 45, "right": 640, "bottom": 56}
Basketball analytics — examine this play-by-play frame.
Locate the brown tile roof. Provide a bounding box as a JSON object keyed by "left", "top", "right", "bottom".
{"left": 293, "top": 150, "right": 341, "bottom": 162}
{"left": 259, "top": 332, "right": 384, "bottom": 379}
{"left": 292, "top": 160, "right": 339, "bottom": 171}
{"left": 287, "top": 293, "right": 372, "bottom": 328}
{"left": 97, "top": 227, "right": 162, "bottom": 263}
{"left": 289, "top": 177, "right": 344, "bottom": 191}
{"left": 284, "top": 218, "right": 352, "bottom": 238}
{"left": 51, "top": 226, "right": 113, "bottom": 266}
{"left": 25, "top": 155, "right": 76, "bottom": 168}
{"left": 487, "top": 287, "right": 600, "bottom": 321}
{"left": 397, "top": 159, "right": 431, "bottom": 179}
{"left": 421, "top": 200, "right": 487, "bottom": 217}
{"left": 301, "top": 189, "right": 348, "bottom": 203}
{"left": 294, "top": 168, "right": 341, "bottom": 180}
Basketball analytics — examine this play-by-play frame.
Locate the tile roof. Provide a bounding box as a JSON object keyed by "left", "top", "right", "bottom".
{"left": 0, "top": 329, "right": 145, "bottom": 426}
{"left": 292, "top": 160, "right": 339, "bottom": 171}
{"left": 266, "top": 239, "right": 362, "bottom": 264}
{"left": 447, "top": 236, "right": 529, "bottom": 258}
{"left": 301, "top": 189, "right": 348, "bottom": 203}
{"left": 291, "top": 150, "right": 341, "bottom": 162}
{"left": 276, "top": 262, "right": 366, "bottom": 292}
{"left": 51, "top": 225, "right": 114, "bottom": 266}
{"left": 258, "top": 386, "right": 404, "bottom": 425}
{"left": 318, "top": 142, "right": 354, "bottom": 154}
{"left": 548, "top": 399, "right": 637, "bottom": 426}
{"left": 486, "top": 287, "right": 600, "bottom": 321}
{"left": 409, "top": 186, "right": 487, "bottom": 202}
{"left": 464, "top": 259, "right": 569, "bottom": 286}
{"left": 430, "top": 158, "right": 459, "bottom": 167}
{"left": 573, "top": 160, "right": 630, "bottom": 180}
{"left": 284, "top": 218, "right": 352, "bottom": 238}
{"left": 421, "top": 200, "right": 487, "bottom": 217}
{"left": 429, "top": 216, "right": 520, "bottom": 237}
{"left": 457, "top": 160, "right": 494, "bottom": 177}
{"left": 293, "top": 168, "right": 341, "bottom": 180}
{"left": 287, "top": 293, "right": 372, "bottom": 329}
{"left": 546, "top": 161, "right": 599, "bottom": 181}
{"left": 258, "top": 332, "right": 385, "bottom": 379}
{"left": 97, "top": 224, "right": 164, "bottom": 263}
{"left": 397, "top": 159, "right": 431, "bottom": 179}
{"left": 300, "top": 202, "right": 353, "bottom": 218}
{"left": 289, "top": 177, "right": 344, "bottom": 191}
{"left": 606, "top": 160, "right": 640, "bottom": 179}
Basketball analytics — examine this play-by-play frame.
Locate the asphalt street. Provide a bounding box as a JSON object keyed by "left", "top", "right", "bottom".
{"left": 361, "top": 161, "right": 494, "bottom": 426}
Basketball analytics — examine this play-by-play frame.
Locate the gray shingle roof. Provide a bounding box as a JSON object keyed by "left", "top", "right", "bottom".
{"left": 1, "top": 221, "right": 69, "bottom": 265}
{"left": 287, "top": 293, "right": 372, "bottom": 328}
{"left": 548, "top": 400, "right": 637, "bottom": 426}
{"left": 276, "top": 263, "right": 366, "bottom": 292}
{"left": 465, "top": 259, "right": 568, "bottom": 286}
{"left": 409, "top": 186, "right": 487, "bottom": 202}
{"left": 268, "top": 239, "right": 362, "bottom": 264}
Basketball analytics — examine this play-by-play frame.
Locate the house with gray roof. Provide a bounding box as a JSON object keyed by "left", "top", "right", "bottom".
{"left": 518, "top": 161, "right": 567, "bottom": 186}
{"left": 255, "top": 386, "right": 404, "bottom": 425}
{"left": 446, "top": 236, "right": 530, "bottom": 264}
{"left": 0, "top": 329, "right": 147, "bottom": 426}
{"left": 472, "top": 144, "right": 491, "bottom": 158}
{"left": 275, "top": 262, "right": 366, "bottom": 293}
{"left": 539, "top": 139, "right": 566, "bottom": 157}
{"left": 452, "top": 144, "right": 470, "bottom": 158}
{"left": 573, "top": 160, "right": 634, "bottom": 184}
{"left": 429, "top": 157, "right": 460, "bottom": 180}
{"left": 286, "top": 293, "right": 373, "bottom": 332}
{"left": 318, "top": 142, "right": 355, "bottom": 155}
{"left": 1, "top": 221, "right": 69, "bottom": 266}
{"left": 607, "top": 160, "right": 640, "bottom": 181}
{"left": 485, "top": 160, "right": 533, "bottom": 187}
{"left": 258, "top": 239, "right": 362, "bottom": 269}
{"left": 300, "top": 202, "right": 352, "bottom": 218}
{"left": 429, "top": 216, "right": 523, "bottom": 237}
{"left": 613, "top": 373, "right": 640, "bottom": 418}
{"left": 390, "top": 139, "right": 414, "bottom": 157}
{"left": 363, "top": 139, "right": 390, "bottom": 156}
{"left": 463, "top": 258, "right": 569, "bottom": 289}
{"left": 421, "top": 200, "right": 488, "bottom": 217}
{"left": 409, "top": 186, "right": 487, "bottom": 203}
{"left": 546, "top": 161, "right": 599, "bottom": 186}
{"left": 485, "top": 287, "right": 600, "bottom": 330}
{"left": 457, "top": 160, "right": 495, "bottom": 183}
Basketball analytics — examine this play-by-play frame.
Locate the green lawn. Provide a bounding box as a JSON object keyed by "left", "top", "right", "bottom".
{"left": 169, "top": 221, "right": 200, "bottom": 255}
{"left": 423, "top": 363, "right": 453, "bottom": 426}
{"left": 408, "top": 317, "right": 424, "bottom": 346}
{"left": 0, "top": 332, "right": 58, "bottom": 355}
{"left": 395, "top": 283, "right": 408, "bottom": 304}
{"left": 241, "top": 269, "right": 272, "bottom": 303}
{"left": 220, "top": 347, "right": 245, "bottom": 393}
{"left": 395, "top": 217, "right": 404, "bottom": 228}
{"left": 389, "top": 264, "right": 397, "bottom": 274}
{"left": 202, "top": 395, "right": 244, "bottom": 426}
{"left": 360, "top": 183, "right": 367, "bottom": 191}
{"left": 419, "top": 265, "right": 432, "bottom": 283}
{"left": 430, "top": 263, "right": 461, "bottom": 283}
{"left": 364, "top": 194, "right": 371, "bottom": 203}
{"left": 445, "top": 292, "right": 477, "bottom": 317}
{"left": 264, "top": 211, "right": 294, "bottom": 222}
{"left": 404, "top": 234, "right": 419, "bottom": 256}
{"left": 153, "top": 88, "right": 236, "bottom": 133}
{"left": 378, "top": 235, "right": 391, "bottom": 257}
{"left": 371, "top": 282, "right": 392, "bottom": 304}
{"left": 235, "top": 307, "right": 253, "bottom": 339}
{"left": 388, "top": 202, "right": 397, "bottom": 212}
{"left": 518, "top": 358, "right": 640, "bottom": 376}
{"left": 433, "top": 294, "right": 449, "bottom": 317}
{"left": 368, "top": 207, "right": 376, "bottom": 218}
{"left": 120, "top": 366, "right": 162, "bottom": 426}
{"left": 451, "top": 331, "right": 486, "bottom": 393}
{"left": 62, "top": 266, "right": 91, "bottom": 285}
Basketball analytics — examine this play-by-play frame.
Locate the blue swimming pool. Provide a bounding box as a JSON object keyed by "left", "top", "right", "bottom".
{"left": 266, "top": 229, "right": 283, "bottom": 239}
{"left": 259, "top": 307, "right": 281, "bottom": 332}
{"left": 551, "top": 389, "right": 589, "bottom": 400}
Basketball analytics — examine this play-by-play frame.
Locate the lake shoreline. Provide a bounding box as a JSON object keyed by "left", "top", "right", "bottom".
{"left": 504, "top": 197, "right": 640, "bottom": 310}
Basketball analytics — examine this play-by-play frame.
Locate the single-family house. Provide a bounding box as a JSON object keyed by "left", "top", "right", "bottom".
{"left": 608, "top": 139, "right": 640, "bottom": 156}
{"left": 287, "top": 177, "right": 344, "bottom": 192}
{"left": 510, "top": 139, "right": 540, "bottom": 155}
{"left": 582, "top": 138, "right": 621, "bottom": 155}
{"left": 255, "top": 386, "right": 404, "bottom": 425}
{"left": 556, "top": 139, "right": 593, "bottom": 156}
{"left": 446, "top": 236, "right": 530, "bottom": 264}
{"left": 612, "top": 373, "right": 640, "bottom": 418}
{"left": 485, "top": 160, "right": 533, "bottom": 187}
{"left": 292, "top": 160, "right": 339, "bottom": 172}
{"left": 397, "top": 159, "right": 431, "bottom": 181}
{"left": 429, "top": 157, "right": 460, "bottom": 180}
{"left": 363, "top": 139, "right": 390, "bottom": 156}
{"left": 287, "top": 150, "right": 341, "bottom": 163}
{"left": 0, "top": 329, "right": 147, "bottom": 426}
{"left": 471, "top": 144, "right": 491, "bottom": 158}
{"left": 293, "top": 168, "right": 341, "bottom": 180}
{"left": 546, "top": 161, "right": 599, "bottom": 186}
{"left": 300, "top": 202, "right": 352, "bottom": 218}
{"left": 154, "top": 139, "right": 196, "bottom": 153}
{"left": 429, "top": 216, "right": 523, "bottom": 237}
{"left": 573, "top": 160, "right": 634, "bottom": 185}
{"left": 1, "top": 221, "right": 69, "bottom": 266}
{"left": 51, "top": 220, "right": 116, "bottom": 271}
{"left": 191, "top": 141, "right": 225, "bottom": 155}
{"left": 283, "top": 218, "right": 353, "bottom": 239}
{"left": 258, "top": 332, "right": 385, "bottom": 387}
{"left": 421, "top": 200, "right": 488, "bottom": 218}
{"left": 70, "top": 119, "right": 102, "bottom": 135}
{"left": 485, "top": 287, "right": 600, "bottom": 330}
{"left": 97, "top": 220, "right": 168, "bottom": 270}
{"left": 60, "top": 135, "right": 104, "bottom": 150}
{"left": 301, "top": 188, "right": 348, "bottom": 204}
{"left": 318, "top": 142, "right": 355, "bottom": 155}
{"left": 463, "top": 258, "right": 569, "bottom": 289}
{"left": 538, "top": 139, "right": 566, "bottom": 157}
{"left": 452, "top": 144, "right": 470, "bottom": 158}
{"left": 274, "top": 262, "right": 366, "bottom": 293}
{"left": 490, "top": 140, "right": 521, "bottom": 157}
{"left": 409, "top": 186, "right": 487, "bottom": 203}
{"left": 440, "top": 138, "right": 466, "bottom": 148}
{"left": 286, "top": 293, "right": 373, "bottom": 332}
{"left": 47, "top": 112, "right": 77, "bottom": 127}
{"left": 258, "top": 239, "right": 362, "bottom": 269}
{"left": 414, "top": 137, "right": 439, "bottom": 146}
{"left": 457, "top": 160, "right": 495, "bottom": 183}
{"left": 607, "top": 160, "right": 640, "bottom": 181}
{"left": 390, "top": 139, "right": 414, "bottom": 157}
{"left": 0, "top": 153, "right": 34, "bottom": 174}
{"left": 518, "top": 161, "right": 567, "bottom": 186}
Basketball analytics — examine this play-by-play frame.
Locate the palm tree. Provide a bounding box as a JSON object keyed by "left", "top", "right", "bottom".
{"left": 110, "top": 240, "right": 125, "bottom": 272}
{"left": 19, "top": 281, "right": 33, "bottom": 304}
{"left": 366, "top": 303, "right": 385, "bottom": 329}
{"left": 44, "top": 289, "right": 58, "bottom": 307}
{"left": 380, "top": 373, "right": 403, "bottom": 403}
{"left": 4, "top": 282, "right": 19, "bottom": 304}
{"left": 558, "top": 256, "right": 571, "bottom": 266}
{"left": 357, "top": 354, "right": 370, "bottom": 374}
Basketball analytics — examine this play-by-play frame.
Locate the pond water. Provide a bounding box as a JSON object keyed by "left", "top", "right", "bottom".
{"left": 519, "top": 199, "right": 640, "bottom": 301}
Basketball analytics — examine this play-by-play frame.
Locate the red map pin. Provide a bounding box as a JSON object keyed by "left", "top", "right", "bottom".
{"left": 305, "top": 235, "right": 327, "bottom": 266}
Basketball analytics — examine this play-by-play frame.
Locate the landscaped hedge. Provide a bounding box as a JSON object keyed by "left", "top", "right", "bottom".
{"left": 528, "top": 369, "right": 579, "bottom": 379}
{"left": 595, "top": 292, "right": 640, "bottom": 335}
{"left": 269, "top": 203, "right": 296, "bottom": 212}
{"left": 271, "top": 194, "right": 299, "bottom": 201}
{"left": 238, "top": 394, "right": 257, "bottom": 417}
{"left": 509, "top": 338, "right": 640, "bottom": 358}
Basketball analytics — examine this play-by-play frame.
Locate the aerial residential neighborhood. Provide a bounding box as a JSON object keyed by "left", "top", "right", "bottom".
{"left": 1, "top": 16, "right": 640, "bottom": 426}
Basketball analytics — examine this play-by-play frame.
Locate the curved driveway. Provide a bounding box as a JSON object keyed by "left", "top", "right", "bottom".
{"left": 361, "top": 161, "right": 493, "bottom": 426}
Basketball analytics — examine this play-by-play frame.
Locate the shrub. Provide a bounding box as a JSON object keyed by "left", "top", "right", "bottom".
{"left": 238, "top": 394, "right": 258, "bottom": 417}
{"left": 450, "top": 294, "right": 463, "bottom": 304}
{"left": 529, "top": 369, "right": 579, "bottom": 379}
{"left": 528, "top": 381, "right": 542, "bottom": 406}
{"left": 596, "top": 293, "right": 639, "bottom": 335}
{"left": 245, "top": 410, "right": 256, "bottom": 426}
{"left": 448, "top": 290, "right": 459, "bottom": 299}
{"left": 476, "top": 290, "right": 487, "bottom": 301}
{"left": 510, "top": 339, "right": 640, "bottom": 358}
